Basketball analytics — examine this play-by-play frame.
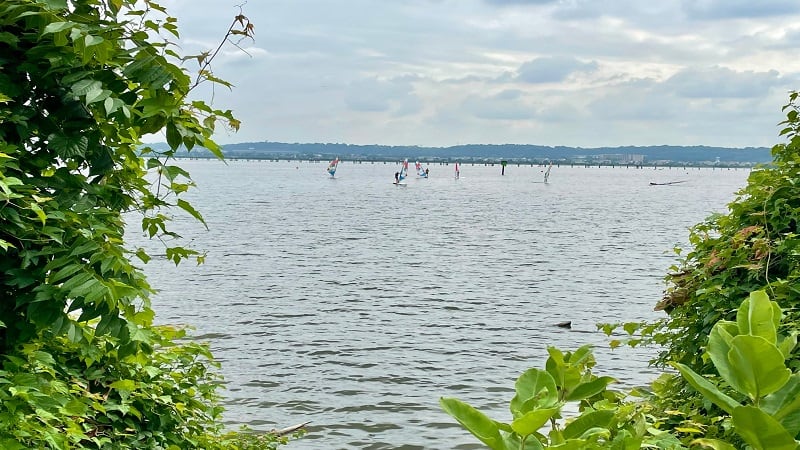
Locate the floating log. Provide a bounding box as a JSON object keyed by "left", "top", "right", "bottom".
{"left": 271, "top": 421, "right": 311, "bottom": 437}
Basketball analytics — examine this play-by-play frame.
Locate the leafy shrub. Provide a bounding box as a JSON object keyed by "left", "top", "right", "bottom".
{"left": 649, "top": 92, "right": 800, "bottom": 374}
{"left": 0, "top": 0, "right": 299, "bottom": 447}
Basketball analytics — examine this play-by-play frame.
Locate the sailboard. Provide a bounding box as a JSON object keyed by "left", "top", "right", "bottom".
{"left": 415, "top": 161, "right": 428, "bottom": 178}
{"left": 394, "top": 159, "right": 409, "bottom": 186}
{"left": 454, "top": 161, "right": 460, "bottom": 180}
{"left": 543, "top": 161, "right": 552, "bottom": 183}
{"left": 327, "top": 157, "right": 339, "bottom": 177}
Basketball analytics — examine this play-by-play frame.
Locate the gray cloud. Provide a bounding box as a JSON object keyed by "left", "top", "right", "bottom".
{"left": 461, "top": 90, "right": 536, "bottom": 120}
{"left": 483, "top": 0, "right": 556, "bottom": 5}
{"left": 682, "top": 0, "right": 800, "bottom": 19}
{"left": 517, "top": 56, "right": 599, "bottom": 83}
{"left": 151, "top": 0, "right": 800, "bottom": 148}
{"left": 345, "top": 77, "right": 419, "bottom": 114}
{"left": 665, "top": 66, "right": 785, "bottom": 98}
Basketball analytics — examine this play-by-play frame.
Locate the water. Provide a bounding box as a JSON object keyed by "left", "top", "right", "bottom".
{"left": 134, "top": 160, "right": 749, "bottom": 449}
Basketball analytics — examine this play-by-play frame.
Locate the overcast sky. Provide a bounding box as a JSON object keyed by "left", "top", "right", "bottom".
{"left": 156, "top": 0, "right": 800, "bottom": 148}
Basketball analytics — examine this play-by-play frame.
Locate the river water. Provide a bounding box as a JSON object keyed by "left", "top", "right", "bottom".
{"left": 134, "top": 160, "right": 749, "bottom": 449}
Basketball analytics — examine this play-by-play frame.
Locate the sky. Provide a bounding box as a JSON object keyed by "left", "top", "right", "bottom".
{"left": 154, "top": 0, "right": 800, "bottom": 148}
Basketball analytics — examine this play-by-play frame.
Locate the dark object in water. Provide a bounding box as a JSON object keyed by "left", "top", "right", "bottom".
{"left": 556, "top": 321, "right": 572, "bottom": 329}
{"left": 649, "top": 180, "right": 687, "bottom": 186}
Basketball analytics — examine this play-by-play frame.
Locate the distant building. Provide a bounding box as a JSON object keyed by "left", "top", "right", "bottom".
{"left": 592, "top": 153, "right": 645, "bottom": 164}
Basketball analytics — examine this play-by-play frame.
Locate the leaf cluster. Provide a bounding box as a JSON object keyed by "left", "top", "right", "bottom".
{"left": 645, "top": 92, "right": 800, "bottom": 374}
{"left": 440, "top": 345, "right": 684, "bottom": 449}
{"left": 0, "top": 0, "right": 298, "bottom": 448}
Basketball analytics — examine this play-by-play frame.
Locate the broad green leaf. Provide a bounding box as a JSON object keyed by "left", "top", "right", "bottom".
{"left": 60, "top": 399, "right": 88, "bottom": 416}
{"left": 690, "top": 438, "right": 738, "bottom": 450}
{"left": 0, "top": 439, "right": 26, "bottom": 450}
{"left": 567, "top": 345, "right": 593, "bottom": 367}
{"left": 510, "top": 407, "right": 559, "bottom": 436}
{"left": 565, "top": 376, "right": 615, "bottom": 401}
{"left": 610, "top": 430, "right": 643, "bottom": 450}
{"left": 201, "top": 137, "right": 224, "bottom": 159}
{"left": 732, "top": 405, "right": 798, "bottom": 450}
{"left": 708, "top": 321, "right": 736, "bottom": 389}
{"left": 85, "top": 88, "right": 110, "bottom": 105}
{"left": 48, "top": 133, "right": 88, "bottom": 158}
{"left": 440, "top": 397, "right": 507, "bottom": 450}
{"left": 778, "top": 333, "right": 797, "bottom": 359}
{"left": 83, "top": 34, "right": 103, "bottom": 47}
{"left": 71, "top": 79, "right": 102, "bottom": 97}
{"left": 109, "top": 379, "right": 136, "bottom": 392}
{"left": 728, "top": 335, "right": 790, "bottom": 400}
{"left": 29, "top": 203, "right": 46, "bottom": 226}
{"left": 737, "top": 290, "right": 778, "bottom": 344}
{"left": 548, "top": 439, "right": 590, "bottom": 449}
{"left": 510, "top": 368, "right": 558, "bottom": 415}
{"left": 42, "top": 21, "right": 74, "bottom": 34}
{"left": 562, "top": 410, "right": 614, "bottom": 440}
{"left": 623, "top": 322, "right": 639, "bottom": 335}
{"left": 176, "top": 199, "right": 207, "bottom": 229}
{"left": 671, "top": 362, "right": 740, "bottom": 414}
{"left": 135, "top": 248, "right": 151, "bottom": 263}
{"left": 763, "top": 374, "right": 800, "bottom": 435}
{"left": 42, "top": 0, "right": 68, "bottom": 10}
{"left": 166, "top": 121, "right": 182, "bottom": 150}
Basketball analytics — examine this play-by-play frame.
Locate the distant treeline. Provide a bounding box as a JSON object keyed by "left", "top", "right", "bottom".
{"left": 155, "top": 141, "right": 773, "bottom": 165}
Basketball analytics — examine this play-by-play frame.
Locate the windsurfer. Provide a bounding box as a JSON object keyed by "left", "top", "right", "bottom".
{"left": 394, "top": 172, "right": 400, "bottom": 183}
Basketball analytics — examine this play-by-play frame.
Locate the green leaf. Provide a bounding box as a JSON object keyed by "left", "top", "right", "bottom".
{"left": 732, "top": 405, "right": 798, "bottom": 450}
{"left": 565, "top": 376, "right": 615, "bottom": 401}
{"left": 176, "top": 199, "right": 207, "bottom": 229}
{"left": 727, "top": 335, "right": 790, "bottom": 400}
{"left": 690, "top": 438, "right": 738, "bottom": 450}
{"left": 201, "top": 137, "right": 224, "bottom": 159}
{"left": 42, "top": 0, "right": 68, "bottom": 10}
{"left": 71, "top": 79, "right": 102, "bottom": 97}
{"left": 85, "top": 88, "right": 110, "bottom": 105}
{"left": 42, "top": 21, "right": 74, "bottom": 34}
{"left": 548, "top": 439, "right": 591, "bottom": 449}
{"left": 29, "top": 203, "right": 46, "bottom": 226}
{"left": 562, "top": 410, "right": 614, "bottom": 440}
{"left": 708, "top": 320, "right": 737, "bottom": 390}
{"left": 440, "top": 397, "right": 507, "bottom": 450}
{"left": 671, "top": 362, "right": 740, "bottom": 414}
{"left": 48, "top": 133, "right": 88, "bottom": 158}
{"left": 510, "top": 368, "right": 558, "bottom": 415}
{"left": 737, "top": 290, "right": 778, "bottom": 344}
{"left": 762, "top": 374, "right": 800, "bottom": 435}
{"left": 110, "top": 379, "right": 136, "bottom": 392}
{"left": 83, "top": 34, "right": 104, "bottom": 47}
{"left": 0, "top": 439, "right": 26, "bottom": 450}
{"left": 510, "top": 407, "right": 559, "bottom": 436}
{"left": 166, "top": 121, "right": 182, "bottom": 150}
{"left": 778, "top": 333, "right": 797, "bottom": 359}
{"left": 623, "top": 322, "right": 639, "bottom": 335}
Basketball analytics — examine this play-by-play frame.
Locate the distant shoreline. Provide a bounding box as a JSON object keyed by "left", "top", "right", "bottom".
{"left": 174, "top": 156, "right": 762, "bottom": 169}
{"left": 148, "top": 140, "right": 772, "bottom": 167}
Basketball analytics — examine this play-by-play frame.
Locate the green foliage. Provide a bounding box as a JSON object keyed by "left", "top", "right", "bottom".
{"left": 0, "top": 0, "right": 300, "bottom": 448}
{"left": 441, "top": 345, "right": 684, "bottom": 449}
{"left": 0, "top": 324, "right": 299, "bottom": 449}
{"left": 642, "top": 92, "right": 800, "bottom": 375}
{"left": 671, "top": 291, "right": 800, "bottom": 448}
{"left": 589, "top": 91, "right": 800, "bottom": 442}
{"left": 0, "top": 0, "right": 247, "bottom": 351}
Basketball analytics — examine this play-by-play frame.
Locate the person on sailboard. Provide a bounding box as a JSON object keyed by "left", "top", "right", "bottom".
{"left": 425, "top": 168, "right": 429, "bottom": 177}
{"left": 394, "top": 171, "right": 400, "bottom": 183}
